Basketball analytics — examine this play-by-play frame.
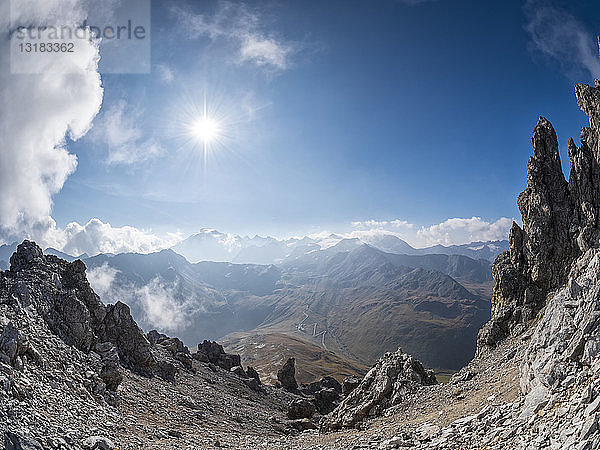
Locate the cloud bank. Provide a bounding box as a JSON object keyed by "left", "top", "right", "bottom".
{"left": 0, "top": 0, "right": 103, "bottom": 238}
{"left": 351, "top": 216, "right": 512, "bottom": 247}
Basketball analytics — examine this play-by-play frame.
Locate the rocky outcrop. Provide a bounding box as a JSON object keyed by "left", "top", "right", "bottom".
{"left": 0, "top": 241, "right": 203, "bottom": 389}
{"left": 3, "top": 241, "right": 164, "bottom": 379}
{"left": 299, "top": 376, "right": 342, "bottom": 415}
{"left": 277, "top": 357, "right": 298, "bottom": 391}
{"left": 479, "top": 81, "right": 600, "bottom": 348}
{"left": 521, "top": 248, "right": 600, "bottom": 397}
{"left": 287, "top": 398, "right": 316, "bottom": 419}
{"left": 1, "top": 240, "right": 303, "bottom": 447}
{"left": 322, "top": 347, "right": 436, "bottom": 430}
{"left": 194, "top": 340, "right": 241, "bottom": 370}
{"left": 342, "top": 376, "right": 361, "bottom": 396}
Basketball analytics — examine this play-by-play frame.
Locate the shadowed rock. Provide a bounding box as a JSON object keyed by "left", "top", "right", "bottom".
{"left": 277, "top": 357, "right": 298, "bottom": 391}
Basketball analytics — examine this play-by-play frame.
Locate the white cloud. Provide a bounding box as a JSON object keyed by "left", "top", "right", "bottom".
{"left": 239, "top": 35, "right": 290, "bottom": 69}
{"left": 525, "top": 1, "right": 600, "bottom": 79}
{"left": 54, "top": 218, "right": 182, "bottom": 256}
{"left": 0, "top": 0, "right": 103, "bottom": 237}
{"left": 170, "top": 1, "right": 292, "bottom": 71}
{"left": 89, "top": 99, "right": 163, "bottom": 165}
{"left": 136, "top": 278, "right": 190, "bottom": 332}
{"left": 416, "top": 217, "right": 512, "bottom": 247}
{"left": 347, "top": 217, "right": 511, "bottom": 248}
{"left": 156, "top": 63, "right": 174, "bottom": 84}
{"left": 87, "top": 264, "right": 190, "bottom": 333}
{"left": 87, "top": 262, "right": 120, "bottom": 298}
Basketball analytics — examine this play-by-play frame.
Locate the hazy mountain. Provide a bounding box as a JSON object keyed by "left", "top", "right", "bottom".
{"left": 355, "top": 234, "right": 416, "bottom": 254}
{"left": 81, "top": 242, "right": 491, "bottom": 375}
{"left": 171, "top": 228, "right": 508, "bottom": 265}
{"left": 44, "top": 247, "right": 88, "bottom": 262}
{"left": 171, "top": 228, "right": 244, "bottom": 262}
{"left": 415, "top": 240, "right": 509, "bottom": 261}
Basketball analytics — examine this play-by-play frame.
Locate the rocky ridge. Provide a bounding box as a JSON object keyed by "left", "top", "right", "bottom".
{"left": 283, "top": 80, "right": 600, "bottom": 449}
{"left": 0, "top": 241, "right": 318, "bottom": 448}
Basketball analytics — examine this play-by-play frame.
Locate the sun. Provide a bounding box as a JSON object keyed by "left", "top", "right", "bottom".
{"left": 190, "top": 115, "right": 221, "bottom": 143}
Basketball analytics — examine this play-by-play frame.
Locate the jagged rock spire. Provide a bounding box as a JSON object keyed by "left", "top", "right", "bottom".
{"left": 479, "top": 82, "right": 600, "bottom": 348}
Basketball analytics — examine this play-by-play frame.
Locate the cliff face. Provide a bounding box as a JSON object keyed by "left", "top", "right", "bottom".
{"left": 4, "top": 241, "right": 157, "bottom": 377}
{"left": 479, "top": 81, "right": 600, "bottom": 348}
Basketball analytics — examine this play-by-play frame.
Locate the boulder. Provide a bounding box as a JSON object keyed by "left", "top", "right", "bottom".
{"left": 83, "top": 436, "right": 115, "bottom": 450}
{"left": 300, "top": 376, "right": 341, "bottom": 396}
{"left": 3, "top": 431, "right": 43, "bottom": 450}
{"left": 99, "top": 301, "right": 156, "bottom": 374}
{"left": 277, "top": 357, "right": 298, "bottom": 391}
{"left": 194, "top": 340, "right": 241, "bottom": 371}
{"left": 322, "top": 347, "right": 436, "bottom": 430}
{"left": 342, "top": 376, "right": 361, "bottom": 396}
{"left": 230, "top": 365, "right": 246, "bottom": 378}
{"left": 287, "top": 398, "right": 316, "bottom": 419}
{"left": 313, "top": 387, "right": 339, "bottom": 415}
{"left": 0, "top": 323, "right": 29, "bottom": 367}
{"left": 246, "top": 366, "right": 261, "bottom": 384}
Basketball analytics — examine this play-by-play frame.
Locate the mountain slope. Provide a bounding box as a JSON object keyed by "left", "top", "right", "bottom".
{"left": 225, "top": 244, "right": 490, "bottom": 371}
{"left": 81, "top": 242, "right": 490, "bottom": 376}
{"left": 0, "top": 241, "right": 308, "bottom": 448}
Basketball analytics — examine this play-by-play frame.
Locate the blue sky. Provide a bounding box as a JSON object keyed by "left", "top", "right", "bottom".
{"left": 3, "top": 0, "right": 600, "bottom": 253}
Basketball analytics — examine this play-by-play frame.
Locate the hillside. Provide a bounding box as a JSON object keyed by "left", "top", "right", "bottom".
{"left": 82, "top": 242, "right": 491, "bottom": 376}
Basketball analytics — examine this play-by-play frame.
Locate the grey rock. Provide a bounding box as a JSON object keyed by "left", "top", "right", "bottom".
{"left": 580, "top": 415, "right": 598, "bottom": 441}
{"left": 313, "top": 387, "right": 340, "bottom": 415}
{"left": 245, "top": 365, "right": 261, "bottom": 384}
{"left": 243, "top": 377, "right": 261, "bottom": 391}
{"left": 99, "top": 301, "right": 156, "bottom": 374}
{"left": 230, "top": 365, "right": 246, "bottom": 378}
{"left": 0, "top": 323, "right": 29, "bottom": 367}
{"left": 300, "top": 376, "right": 341, "bottom": 396}
{"left": 342, "top": 376, "right": 361, "bottom": 396}
{"left": 519, "top": 385, "right": 549, "bottom": 419}
{"left": 288, "top": 418, "right": 317, "bottom": 431}
{"left": 287, "top": 398, "right": 316, "bottom": 419}
{"left": 194, "top": 340, "right": 241, "bottom": 371}
{"left": 322, "top": 347, "right": 436, "bottom": 430}
{"left": 3, "top": 431, "right": 43, "bottom": 450}
{"left": 83, "top": 436, "right": 115, "bottom": 450}
{"left": 277, "top": 357, "right": 298, "bottom": 391}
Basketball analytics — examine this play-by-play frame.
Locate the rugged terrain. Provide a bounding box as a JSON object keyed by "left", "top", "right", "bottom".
{"left": 280, "top": 79, "right": 600, "bottom": 449}
{"left": 82, "top": 240, "right": 492, "bottom": 379}
{"left": 4, "top": 81, "right": 600, "bottom": 450}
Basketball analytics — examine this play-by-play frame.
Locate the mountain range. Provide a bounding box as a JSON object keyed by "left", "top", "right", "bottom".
{"left": 171, "top": 228, "right": 508, "bottom": 265}
{"left": 75, "top": 237, "right": 493, "bottom": 383}
{"left": 0, "top": 231, "right": 499, "bottom": 382}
